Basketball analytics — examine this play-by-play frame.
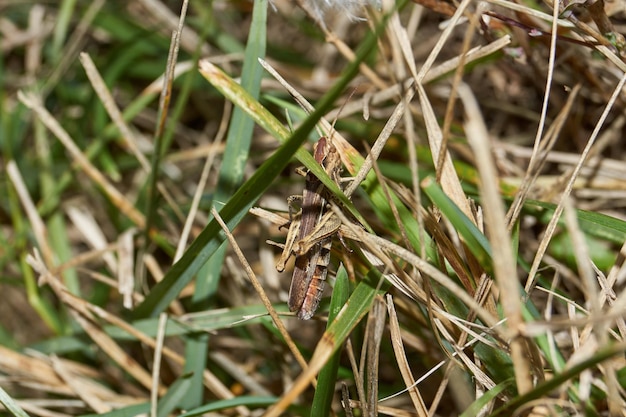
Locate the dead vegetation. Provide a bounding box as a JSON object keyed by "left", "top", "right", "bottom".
{"left": 1, "top": 0, "right": 626, "bottom": 415}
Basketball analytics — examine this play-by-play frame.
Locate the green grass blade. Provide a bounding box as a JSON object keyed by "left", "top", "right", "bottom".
{"left": 82, "top": 403, "right": 149, "bottom": 417}
{"left": 181, "top": 0, "right": 268, "bottom": 408}
{"left": 199, "top": 60, "right": 361, "bottom": 223}
{"left": 323, "top": 268, "right": 389, "bottom": 352}
{"left": 311, "top": 266, "right": 351, "bottom": 416}
{"left": 214, "top": 2, "right": 267, "bottom": 200}
{"left": 156, "top": 372, "right": 194, "bottom": 417}
{"left": 272, "top": 268, "right": 389, "bottom": 412}
{"left": 179, "top": 396, "right": 277, "bottom": 416}
{"left": 459, "top": 378, "right": 514, "bottom": 417}
{"left": 490, "top": 342, "right": 626, "bottom": 416}
{"left": 0, "top": 384, "right": 31, "bottom": 417}
{"left": 423, "top": 176, "right": 573, "bottom": 385}
{"left": 50, "top": 0, "right": 77, "bottom": 61}
{"left": 525, "top": 199, "right": 626, "bottom": 244}
{"left": 21, "top": 254, "right": 63, "bottom": 334}
{"left": 133, "top": 17, "right": 381, "bottom": 319}
{"left": 422, "top": 176, "right": 493, "bottom": 268}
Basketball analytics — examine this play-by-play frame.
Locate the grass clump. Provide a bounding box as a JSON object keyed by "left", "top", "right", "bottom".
{"left": 1, "top": 0, "right": 626, "bottom": 416}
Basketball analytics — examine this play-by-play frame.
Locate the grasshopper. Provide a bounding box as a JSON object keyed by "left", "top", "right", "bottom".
{"left": 277, "top": 136, "right": 343, "bottom": 320}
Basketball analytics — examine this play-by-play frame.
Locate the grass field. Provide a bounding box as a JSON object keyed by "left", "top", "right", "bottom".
{"left": 2, "top": 0, "right": 626, "bottom": 416}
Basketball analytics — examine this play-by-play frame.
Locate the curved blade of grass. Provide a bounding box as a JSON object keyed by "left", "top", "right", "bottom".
{"left": 424, "top": 174, "right": 625, "bottom": 293}
{"left": 6, "top": 159, "right": 63, "bottom": 334}
{"left": 156, "top": 372, "right": 194, "bottom": 417}
{"left": 32, "top": 304, "right": 291, "bottom": 355}
{"left": 266, "top": 269, "right": 389, "bottom": 416}
{"left": 0, "top": 384, "right": 31, "bottom": 417}
{"left": 133, "top": 16, "right": 381, "bottom": 319}
{"left": 311, "top": 266, "right": 350, "bottom": 416}
{"left": 422, "top": 176, "right": 493, "bottom": 268}
{"left": 83, "top": 402, "right": 149, "bottom": 417}
{"left": 179, "top": 396, "right": 277, "bottom": 416}
{"left": 199, "top": 61, "right": 360, "bottom": 222}
{"left": 459, "top": 378, "right": 514, "bottom": 417}
{"left": 525, "top": 199, "right": 626, "bottom": 244}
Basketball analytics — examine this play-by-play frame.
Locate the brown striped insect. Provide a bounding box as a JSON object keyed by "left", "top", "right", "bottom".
{"left": 276, "top": 136, "right": 343, "bottom": 320}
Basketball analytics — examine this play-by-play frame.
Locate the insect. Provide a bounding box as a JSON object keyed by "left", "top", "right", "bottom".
{"left": 277, "top": 136, "right": 343, "bottom": 320}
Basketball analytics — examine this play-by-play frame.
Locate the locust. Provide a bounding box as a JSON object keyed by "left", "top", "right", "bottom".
{"left": 276, "top": 136, "right": 343, "bottom": 320}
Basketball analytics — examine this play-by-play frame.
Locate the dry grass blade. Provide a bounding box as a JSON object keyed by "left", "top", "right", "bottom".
{"left": 264, "top": 341, "right": 336, "bottom": 417}
{"left": 210, "top": 208, "right": 309, "bottom": 371}
{"left": 133, "top": 0, "right": 207, "bottom": 55}
{"left": 5, "top": 1, "right": 626, "bottom": 415}
{"left": 363, "top": 296, "right": 387, "bottom": 416}
{"left": 414, "top": 0, "right": 500, "bottom": 222}
{"left": 117, "top": 229, "right": 136, "bottom": 309}
{"left": 434, "top": 319, "right": 498, "bottom": 391}
{"left": 346, "top": 399, "right": 421, "bottom": 416}
{"left": 505, "top": 84, "right": 582, "bottom": 228}
{"left": 416, "top": 81, "right": 473, "bottom": 221}
{"left": 50, "top": 355, "right": 110, "bottom": 413}
{"left": 65, "top": 205, "right": 117, "bottom": 273}
{"left": 251, "top": 205, "right": 500, "bottom": 331}
{"left": 386, "top": 295, "right": 429, "bottom": 417}
{"left": 16, "top": 91, "right": 146, "bottom": 228}
{"left": 339, "top": 208, "right": 501, "bottom": 330}
{"left": 0, "top": 346, "right": 67, "bottom": 394}
{"left": 76, "top": 313, "right": 159, "bottom": 394}
{"left": 258, "top": 58, "right": 363, "bottom": 176}
{"left": 150, "top": 313, "right": 168, "bottom": 417}
{"left": 525, "top": 73, "right": 626, "bottom": 293}
{"left": 459, "top": 83, "right": 532, "bottom": 393}
{"left": 174, "top": 101, "right": 230, "bottom": 261}
{"left": 322, "top": 35, "right": 511, "bottom": 122}
{"left": 79, "top": 52, "right": 150, "bottom": 171}
{"left": 6, "top": 161, "right": 55, "bottom": 267}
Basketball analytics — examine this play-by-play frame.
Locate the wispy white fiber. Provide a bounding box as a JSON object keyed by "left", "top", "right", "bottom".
{"left": 304, "top": 0, "right": 381, "bottom": 22}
